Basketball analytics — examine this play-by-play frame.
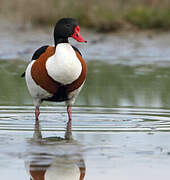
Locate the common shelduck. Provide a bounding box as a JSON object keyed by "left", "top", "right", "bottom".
{"left": 28, "top": 157, "right": 86, "bottom": 180}
{"left": 27, "top": 122, "right": 86, "bottom": 180}
{"left": 22, "top": 18, "right": 87, "bottom": 138}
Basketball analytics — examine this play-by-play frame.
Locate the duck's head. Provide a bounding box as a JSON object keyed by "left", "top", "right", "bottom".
{"left": 54, "top": 18, "right": 87, "bottom": 46}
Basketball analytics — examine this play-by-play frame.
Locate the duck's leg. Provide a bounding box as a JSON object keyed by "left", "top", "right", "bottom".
{"left": 35, "top": 105, "right": 40, "bottom": 121}
{"left": 33, "top": 115, "right": 42, "bottom": 139}
{"left": 65, "top": 105, "right": 73, "bottom": 140}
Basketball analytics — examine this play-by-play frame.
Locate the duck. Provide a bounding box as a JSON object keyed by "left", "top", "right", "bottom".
{"left": 29, "top": 157, "right": 86, "bottom": 180}
{"left": 26, "top": 121, "right": 86, "bottom": 180}
{"left": 22, "top": 18, "right": 87, "bottom": 138}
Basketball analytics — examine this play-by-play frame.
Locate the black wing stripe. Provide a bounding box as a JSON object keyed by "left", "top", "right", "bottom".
{"left": 31, "top": 45, "right": 49, "bottom": 60}
{"left": 21, "top": 45, "right": 49, "bottom": 78}
{"left": 71, "top": 45, "right": 82, "bottom": 57}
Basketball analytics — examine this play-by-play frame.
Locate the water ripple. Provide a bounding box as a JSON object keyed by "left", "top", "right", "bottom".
{"left": 0, "top": 106, "right": 170, "bottom": 132}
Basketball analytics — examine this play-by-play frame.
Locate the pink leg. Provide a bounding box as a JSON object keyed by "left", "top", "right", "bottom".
{"left": 33, "top": 117, "right": 42, "bottom": 139}
{"left": 65, "top": 105, "right": 73, "bottom": 140}
{"left": 67, "top": 106, "right": 72, "bottom": 121}
{"left": 35, "top": 106, "right": 40, "bottom": 121}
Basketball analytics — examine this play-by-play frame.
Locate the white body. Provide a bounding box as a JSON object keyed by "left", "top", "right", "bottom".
{"left": 26, "top": 157, "right": 81, "bottom": 180}
{"left": 25, "top": 60, "right": 52, "bottom": 106}
{"left": 45, "top": 158, "right": 80, "bottom": 180}
{"left": 25, "top": 43, "right": 83, "bottom": 106}
{"left": 46, "top": 43, "right": 82, "bottom": 85}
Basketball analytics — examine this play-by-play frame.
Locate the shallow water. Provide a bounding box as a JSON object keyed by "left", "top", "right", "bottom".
{"left": 1, "top": 106, "right": 170, "bottom": 179}
{"left": 1, "top": 60, "right": 170, "bottom": 179}
{"left": 1, "top": 27, "right": 170, "bottom": 179}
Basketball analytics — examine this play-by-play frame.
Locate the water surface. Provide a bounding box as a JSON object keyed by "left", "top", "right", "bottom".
{"left": 1, "top": 27, "right": 170, "bottom": 179}
{"left": 1, "top": 106, "right": 170, "bottom": 179}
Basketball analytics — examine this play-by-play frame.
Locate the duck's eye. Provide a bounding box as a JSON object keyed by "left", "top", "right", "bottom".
{"left": 65, "top": 24, "right": 71, "bottom": 28}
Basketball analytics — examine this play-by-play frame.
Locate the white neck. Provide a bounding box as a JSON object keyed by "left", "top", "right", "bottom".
{"left": 46, "top": 43, "right": 82, "bottom": 85}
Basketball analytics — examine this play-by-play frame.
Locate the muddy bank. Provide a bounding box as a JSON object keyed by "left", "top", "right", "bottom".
{"left": 1, "top": 22, "right": 170, "bottom": 66}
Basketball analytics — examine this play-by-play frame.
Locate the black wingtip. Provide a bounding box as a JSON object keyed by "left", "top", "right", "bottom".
{"left": 71, "top": 45, "right": 82, "bottom": 57}
{"left": 21, "top": 72, "right": 25, "bottom": 78}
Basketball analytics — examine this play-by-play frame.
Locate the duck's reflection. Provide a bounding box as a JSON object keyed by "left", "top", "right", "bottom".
{"left": 26, "top": 121, "right": 86, "bottom": 180}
